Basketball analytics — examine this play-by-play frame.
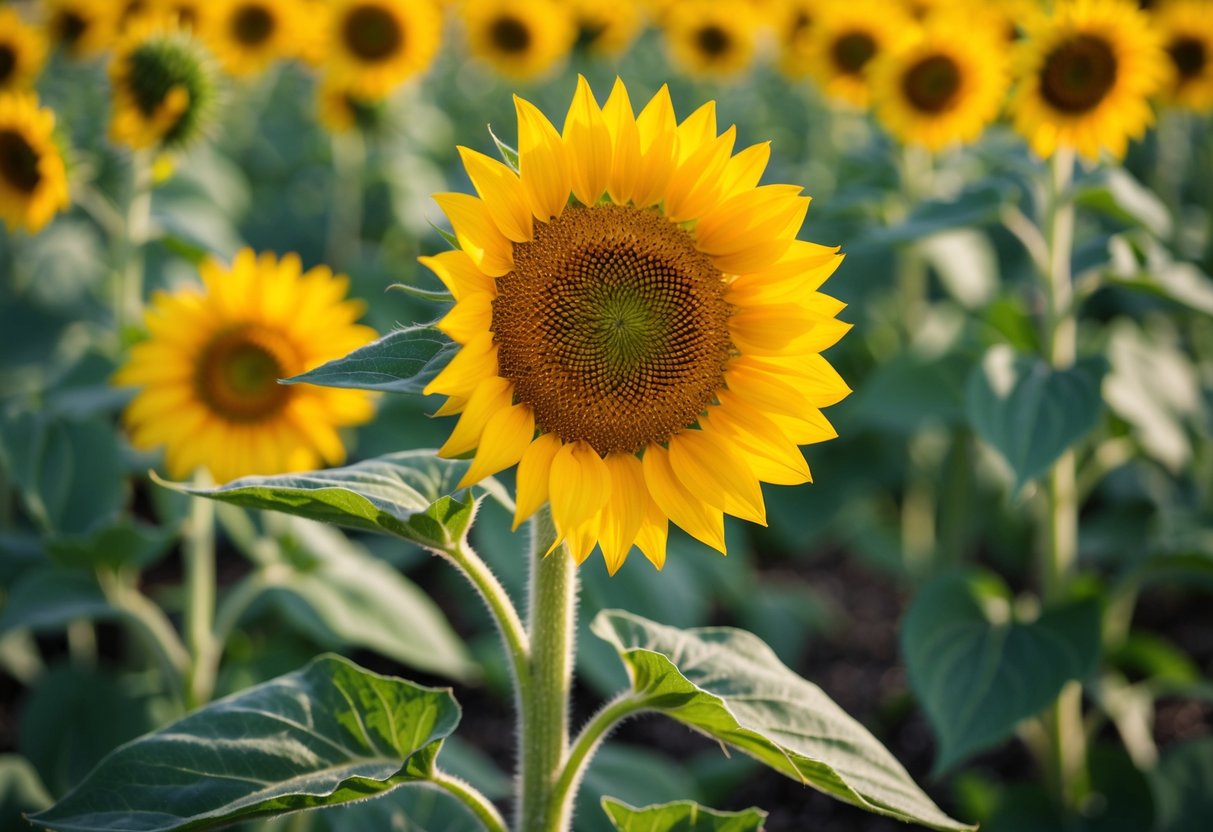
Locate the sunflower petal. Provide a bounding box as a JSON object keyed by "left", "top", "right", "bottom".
{"left": 515, "top": 95, "right": 572, "bottom": 221}
{"left": 563, "top": 75, "right": 611, "bottom": 207}
{"left": 457, "top": 146, "right": 533, "bottom": 243}
{"left": 437, "top": 376, "right": 512, "bottom": 458}
{"left": 548, "top": 441, "right": 611, "bottom": 544}
{"left": 599, "top": 453, "right": 648, "bottom": 574}
{"left": 419, "top": 250, "right": 497, "bottom": 301}
{"left": 423, "top": 331, "right": 498, "bottom": 397}
{"left": 433, "top": 193, "right": 514, "bottom": 277}
{"left": 668, "top": 429, "right": 767, "bottom": 525}
{"left": 642, "top": 443, "right": 725, "bottom": 554}
{"left": 513, "top": 432, "right": 563, "bottom": 530}
{"left": 458, "top": 403, "right": 534, "bottom": 488}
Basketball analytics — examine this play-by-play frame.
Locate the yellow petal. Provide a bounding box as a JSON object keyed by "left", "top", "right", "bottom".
{"left": 432, "top": 394, "right": 468, "bottom": 418}
{"left": 419, "top": 250, "right": 497, "bottom": 302}
{"left": 548, "top": 440, "right": 611, "bottom": 544}
{"left": 716, "top": 141, "right": 770, "bottom": 200}
{"left": 675, "top": 100, "right": 717, "bottom": 163}
{"left": 564, "top": 517, "right": 602, "bottom": 565}
{"left": 719, "top": 390, "right": 838, "bottom": 446}
{"left": 513, "top": 432, "right": 563, "bottom": 530}
{"left": 702, "top": 404, "right": 811, "bottom": 486}
{"left": 458, "top": 403, "right": 534, "bottom": 488}
{"left": 432, "top": 193, "right": 514, "bottom": 277}
{"left": 739, "top": 354, "right": 852, "bottom": 407}
{"left": 642, "top": 443, "right": 725, "bottom": 554}
{"left": 664, "top": 126, "right": 737, "bottom": 223}
{"left": 603, "top": 77, "right": 641, "bottom": 205}
{"left": 437, "top": 376, "right": 513, "bottom": 458}
{"left": 515, "top": 95, "right": 572, "bottom": 221}
{"left": 633, "top": 84, "right": 677, "bottom": 207}
{"left": 437, "top": 291, "right": 494, "bottom": 344}
{"left": 726, "top": 244, "right": 842, "bottom": 304}
{"left": 457, "top": 146, "right": 533, "bottom": 243}
{"left": 634, "top": 506, "right": 669, "bottom": 570}
{"left": 563, "top": 75, "right": 611, "bottom": 207}
{"left": 696, "top": 185, "right": 805, "bottom": 256}
{"left": 599, "top": 453, "right": 647, "bottom": 574}
{"left": 723, "top": 362, "right": 808, "bottom": 419}
{"left": 423, "top": 331, "right": 498, "bottom": 397}
{"left": 668, "top": 429, "right": 766, "bottom": 525}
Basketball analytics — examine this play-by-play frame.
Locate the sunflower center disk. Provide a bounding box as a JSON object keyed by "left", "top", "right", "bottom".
{"left": 0, "top": 46, "right": 16, "bottom": 85}
{"left": 196, "top": 328, "right": 292, "bottom": 422}
{"left": 902, "top": 54, "right": 962, "bottom": 113}
{"left": 343, "top": 5, "right": 403, "bottom": 62}
{"left": 231, "top": 4, "right": 274, "bottom": 46}
{"left": 1168, "top": 36, "right": 1206, "bottom": 81}
{"left": 490, "top": 16, "right": 531, "bottom": 53}
{"left": 493, "top": 204, "right": 734, "bottom": 456}
{"left": 832, "top": 31, "right": 876, "bottom": 75}
{"left": 0, "top": 129, "right": 42, "bottom": 194}
{"left": 1041, "top": 34, "right": 1118, "bottom": 113}
{"left": 696, "top": 25, "right": 731, "bottom": 58}
{"left": 55, "top": 11, "right": 88, "bottom": 47}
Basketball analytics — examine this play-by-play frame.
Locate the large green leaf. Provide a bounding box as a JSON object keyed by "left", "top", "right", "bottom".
{"left": 28, "top": 655, "right": 461, "bottom": 832}
{"left": 1072, "top": 168, "right": 1171, "bottom": 237}
{"left": 591, "top": 610, "right": 973, "bottom": 832}
{"left": 46, "top": 521, "right": 177, "bottom": 572}
{"left": 0, "top": 570, "right": 116, "bottom": 635}
{"left": 602, "top": 798, "right": 767, "bottom": 832}
{"left": 901, "top": 571, "right": 1102, "bottom": 773}
{"left": 286, "top": 326, "right": 456, "bottom": 394}
{"left": 172, "top": 450, "right": 509, "bottom": 551}
{"left": 965, "top": 346, "right": 1108, "bottom": 490}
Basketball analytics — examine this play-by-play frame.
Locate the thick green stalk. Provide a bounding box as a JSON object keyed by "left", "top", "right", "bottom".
{"left": 431, "top": 771, "right": 509, "bottom": 832}
{"left": 549, "top": 692, "right": 650, "bottom": 823}
{"left": 116, "top": 149, "right": 152, "bottom": 334}
{"left": 183, "top": 487, "right": 218, "bottom": 709}
{"left": 517, "top": 507, "right": 578, "bottom": 832}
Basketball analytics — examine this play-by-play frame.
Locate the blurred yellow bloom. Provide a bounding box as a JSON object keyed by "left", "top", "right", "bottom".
{"left": 115, "top": 249, "right": 378, "bottom": 484}
{"left": 570, "top": 0, "right": 646, "bottom": 58}
{"left": 321, "top": 0, "right": 443, "bottom": 99}
{"left": 203, "top": 0, "right": 299, "bottom": 77}
{"left": 1153, "top": 0, "right": 1213, "bottom": 111}
{"left": 0, "top": 9, "right": 48, "bottom": 93}
{"left": 805, "top": 0, "right": 914, "bottom": 108}
{"left": 662, "top": 0, "right": 763, "bottom": 79}
{"left": 461, "top": 0, "right": 576, "bottom": 80}
{"left": 43, "top": 0, "right": 112, "bottom": 59}
{"left": 0, "top": 92, "right": 70, "bottom": 233}
{"left": 773, "top": 0, "right": 824, "bottom": 78}
{"left": 424, "top": 77, "right": 850, "bottom": 573}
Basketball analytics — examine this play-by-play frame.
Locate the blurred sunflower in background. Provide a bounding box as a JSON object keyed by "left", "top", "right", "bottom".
{"left": 424, "top": 77, "right": 849, "bottom": 572}
{"left": 203, "top": 0, "right": 297, "bottom": 78}
{"left": 774, "top": 0, "right": 822, "bottom": 78}
{"left": 869, "top": 10, "right": 1009, "bottom": 151}
{"left": 0, "top": 9, "right": 47, "bottom": 93}
{"left": 109, "top": 12, "right": 217, "bottom": 150}
{"left": 570, "top": 0, "right": 646, "bottom": 58}
{"left": 1010, "top": 0, "right": 1166, "bottom": 161}
{"left": 1153, "top": 0, "right": 1213, "bottom": 111}
{"left": 43, "top": 0, "right": 112, "bottom": 59}
{"left": 115, "top": 249, "right": 378, "bottom": 484}
{"left": 150, "top": 0, "right": 208, "bottom": 32}
{"left": 0, "top": 92, "right": 70, "bottom": 233}
{"left": 461, "top": 0, "right": 576, "bottom": 80}
{"left": 315, "top": 76, "right": 388, "bottom": 134}
{"left": 322, "top": 0, "right": 443, "bottom": 99}
{"left": 805, "top": 0, "right": 913, "bottom": 107}
{"left": 662, "top": 0, "right": 763, "bottom": 79}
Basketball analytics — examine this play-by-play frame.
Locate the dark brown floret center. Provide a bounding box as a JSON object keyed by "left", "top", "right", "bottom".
{"left": 0, "top": 129, "right": 42, "bottom": 194}
{"left": 493, "top": 204, "right": 734, "bottom": 455}
{"left": 231, "top": 4, "right": 275, "bottom": 46}
{"left": 343, "top": 4, "right": 404, "bottom": 62}
{"left": 196, "top": 328, "right": 292, "bottom": 422}
{"left": 832, "top": 31, "right": 876, "bottom": 75}
{"left": 902, "top": 53, "right": 962, "bottom": 113}
{"left": 1041, "top": 34, "right": 1118, "bottom": 113}
{"left": 1168, "top": 36, "right": 1206, "bottom": 81}
{"left": 490, "top": 16, "right": 531, "bottom": 54}
{"left": 0, "top": 45, "right": 16, "bottom": 84}
{"left": 696, "top": 25, "right": 731, "bottom": 58}
{"left": 54, "top": 11, "right": 89, "bottom": 47}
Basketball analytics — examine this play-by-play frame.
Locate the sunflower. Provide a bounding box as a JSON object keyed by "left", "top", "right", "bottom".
{"left": 0, "top": 10, "right": 48, "bottom": 93}
{"left": 203, "top": 0, "right": 298, "bottom": 77}
{"left": 109, "top": 13, "right": 216, "bottom": 150}
{"left": 805, "top": 0, "right": 914, "bottom": 107}
{"left": 571, "top": 0, "right": 645, "bottom": 58}
{"left": 461, "top": 0, "right": 576, "bottom": 80}
{"left": 774, "top": 0, "right": 823, "bottom": 78}
{"left": 1010, "top": 0, "right": 1166, "bottom": 161}
{"left": 115, "top": 249, "right": 378, "bottom": 484}
{"left": 869, "top": 11, "right": 1010, "bottom": 151}
{"left": 43, "top": 0, "right": 112, "bottom": 59}
{"left": 1153, "top": 0, "right": 1213, "bottom": 111}
{"left": 662, "top": 0, "right": 763, "bottom": 79}
{"left": 321, "top": 0, "right": 443, "bottom": 99}
{"left": 315, "top": 76, "right": 388, "bottom": 134}
{"left": 423, "top": 77, "right": 850, "bottom": 572}
{"left": 150, "top": 0, "right": 209, "bottom": 31}
{"left": 0, "top": 93, "right": 71, "bottom": 233}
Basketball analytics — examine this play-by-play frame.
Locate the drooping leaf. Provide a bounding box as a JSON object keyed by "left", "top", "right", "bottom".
{"left": 28, "top": 655, "right": 461, "bottom": 832}
{"left": 602, "top": 798, "right": 767, "bottom": 832}
{"left": 852, "top": 348, "right": 972, "bottom": 433}
{"left": 168, "top": 450, "right": 510, "bottom": 551}
{"left": 46, "top": 521, "right": 177, "bottom": 572}
{"left": 285, "top": 326, "right": 457, "bottom": 395}
{"left": 592, "top": 610, "right": 974, "bottom": 831}
{"left": 1151, "top": 739, "right": 1213, "bottom": 832}
{"left": 0, "top": 570, "right": 116, "bottom": 635}
{"left": 901, "top": 570, "right": 1102, "bottom": 773}
{"left": 1073, "top": 167, "right": 1171, "bottom": 238}
{"left": 864, "top": 180, "right": 1015, "bottom": 246}
{"left": 965, "top": 346, "right": 1108, "bottom": 490}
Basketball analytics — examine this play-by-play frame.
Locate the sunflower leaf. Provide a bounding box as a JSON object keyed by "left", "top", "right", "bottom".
{"left": 284, "top": 325, "right": 457, "bottom": 395}
{"left": 162, "top": 451, "right": 511, "bottom": 551}
{"left": 27, "top": 655, "right": 460, "bottom": 832}
{"left": 592, "top": 610, "right": 975, "bottom": 832}
{"left": 601, "top": 798, "right": 767, "bottom": 831}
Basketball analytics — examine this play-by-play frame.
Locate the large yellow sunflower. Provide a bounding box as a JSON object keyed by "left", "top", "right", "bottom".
{"left": 0, "top": 10, "right": 48, "bottom": 93}
{"left": 203, "top": 0, "right": 298, "bottom": 77}
{"left": 0, "top": 92, "right": 71, "bottom": 233}
{"left": 662, "top": 0, "right": 763, "bottom": 79}
{"left": 869, "top": 11, "right": 1010, "bottom": 151}
{"left": 115, "top": 249, "right": 378, "bottom": 484}
{"left": 1010, "top": 0, "right": 1166, "bottom": 161}
{"left": 43, "top": 0, "right": 112, "bottom": 59}
{"left": 461, "top": 0, "right": 576, "bottom": 80}
{"left": 1153, "top": 0, "right": 1213, "bottom": 111}
{"left": 423, "top": 77, "right": 850, "bottom": 573}
{"left": 805, "top": 0, "right": 914, "bottom": 107}
{"left": 320, "top": 0, "right": 443, "bottom": 99}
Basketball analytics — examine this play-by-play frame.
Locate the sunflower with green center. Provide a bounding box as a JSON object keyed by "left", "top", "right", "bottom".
{"left": 805, "top": 0, "right": 913, "bottom": 107}
{"left": 1010, "top": 0, "right": 1166, "bottom": 161}
{"left": 321, "top": 0, "right": 443, "bottom": 99}
{"left": 869, "top": 11, "right": 1010, "bottom": 151}
{"left": 461, "top": 0, "right": 576, "bottom": 80}
{"left": 109, "top": 13, "right": 216, "bottom": 150}
{"left": 0, "top": 93, "right": 71, "bottom": 233}
{"left": 1153, "top": 0, "right": 1213, "bottom": 111}
{"left": 203, "top": 0, "right": 297, "bottom": 77}
{"left": 663, "top": 0, "right": 763, "bottom": 79}
{"left": 423, "top": 77, "right": 849, "bottom": 572}
{"left": 0, "top": 10, "right": 48, "bottom": 93}
{"left": 115, "top": 249, "right": 377, "bottom": 484}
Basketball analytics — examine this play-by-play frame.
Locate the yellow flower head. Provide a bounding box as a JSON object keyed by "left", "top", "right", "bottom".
{"left": 115, "top": 249, "right": 378, "bottom": 484}
{"left": 804, "top": 0, "right": 914, "bottom": 107}
{"left": 0, "top": 10, "right": 48, "bottom": 93}
{"left": 43, "top": 0, "right": 112, "bottom": 59}
{"left": 571, "top": 0, "right": 646, "bottom": 58}
{"left": 662, "top": 0, "right": 763, "bottom": 79}
{"left": 774, "top": 0, "right": 824, "bottom": 78}
{"left": 148, "top": 0, "right": 209, "bottom": 32}
{"left": 203, "top": 0, "right": 298, "bottom": 77}
{"left": 869, "top": 11, "right": 1010, "bottom": 151}
{"left": 1153, "top": 0, "right": 1213, "bottom": 111}
{"left": 315, "top": 76, "right": 388, "bottom": 134}
{"left": 424, "top": 77, "right": 850, "bottom": 573}
{"left": 0, "top": 92, "right": 71, "bottom": 233}
{"left": 321, "top": 0, "right": 443, "bottom": 99}
{"left": 461, "top": 0, "right": 576, "bottom": 80}
{"left": 1010, "top": 0, "right": 1167, "bottom": 161}
{"left": 109, "top": 13, "right": 217, "bottom": 150}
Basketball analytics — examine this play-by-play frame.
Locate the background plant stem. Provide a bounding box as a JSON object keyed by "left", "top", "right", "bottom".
{"left": 115, "top": 149, "right": 152, "bottom": 336}
{"left": 184, "top": 480, "right": 218, "bottom": 709}
{"left": 326, "top": 130, "right": 366, "bottom": 271}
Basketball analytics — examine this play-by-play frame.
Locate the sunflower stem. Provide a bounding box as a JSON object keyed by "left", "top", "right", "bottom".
{"left": 549, "top": 692, "right": 650, "bottom": 824}
{"left": 115, "top": 148, "right": 152, "bottom": 337}
{"left": 183, "top": 474, "right": 219, "bottom": 710}
{"left": 326, "top": 129, "right": 366, "bottom": 271}
{"left": 517, "top": 505, "right": 578, "bottom": 832}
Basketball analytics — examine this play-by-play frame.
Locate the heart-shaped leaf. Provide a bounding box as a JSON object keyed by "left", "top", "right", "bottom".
{"left": 286, "top": 326, "right": 456, "bottom": 394}
{"left": 901, "top": 570, "right": 1102, "bottom": 773}
{"left": 602, "top": 798, "right": 767, "bottom": 831}
{"left": 592, "top": 610, "right": 973, "bottom": 831}
{"left": 965, "top": 346, "right": 1108, "bottom": 490}
{"left": 28, "top": 655, "right": 460, "bottom": 832}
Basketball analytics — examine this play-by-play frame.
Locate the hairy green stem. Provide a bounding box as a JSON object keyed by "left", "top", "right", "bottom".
{"left": 549, "top": 692, "right": 650, "bottom": 823}
{"left": 431, "top": 770, "right": 509, "bottom": 832}
{"left": 98, "top": 569, "right": 190, "bottom": 701}
{"left": 184, "top": 485, "right": 218, "bottom": 709}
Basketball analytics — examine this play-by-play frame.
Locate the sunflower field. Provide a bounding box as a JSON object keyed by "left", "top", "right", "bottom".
{"left": 1, "top": 0, "right": 1212, "bottom": 830}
